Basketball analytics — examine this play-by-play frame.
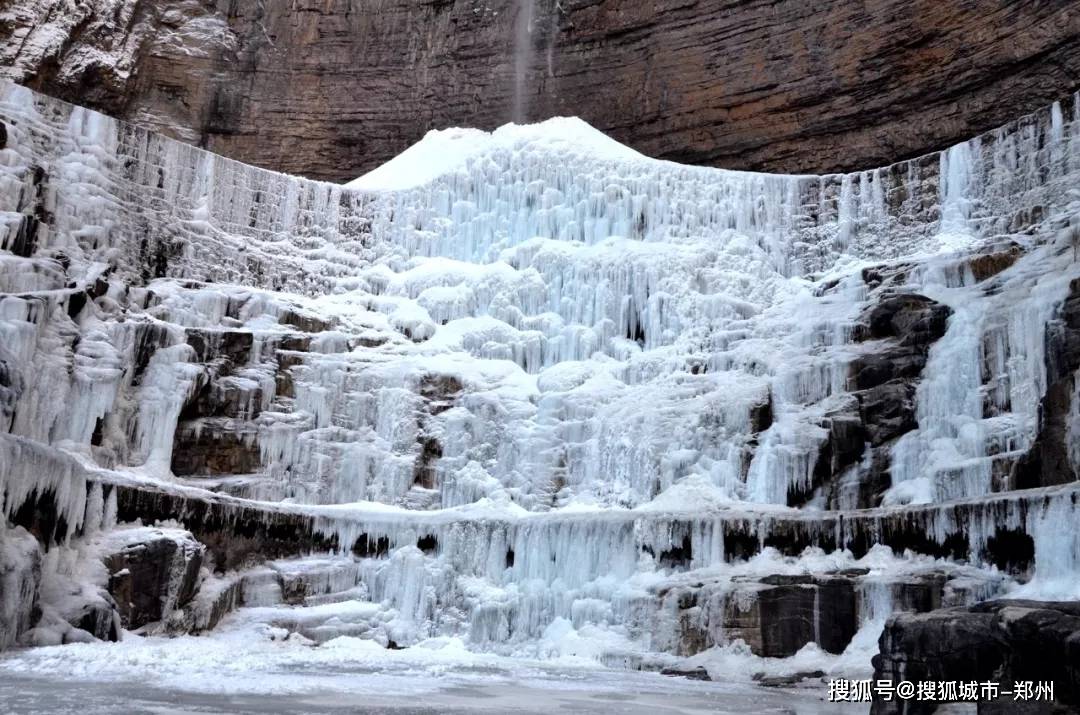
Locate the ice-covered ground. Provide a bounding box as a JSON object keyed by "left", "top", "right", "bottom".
{"left": 0, "top": 669, "right": 856, "bottom": 715}
{"left": 0, "top": 616, "right": 864, "bottom": 714}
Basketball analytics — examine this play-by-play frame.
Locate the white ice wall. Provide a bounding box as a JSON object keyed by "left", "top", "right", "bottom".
{"left": 3, "top": 82, "right": 1080, "bottom": 655}
{"left": 3, "top": 81, "right": 1080, "bottom": 511}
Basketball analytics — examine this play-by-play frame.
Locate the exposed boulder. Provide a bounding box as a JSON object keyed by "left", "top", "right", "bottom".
{"left": 809, "top": 399, "right": 877, "bottom": 509}
{"left": 753, "top": 669, "right": 826, "bottom": 687}
{"left": 872, "top": 600, "right": 1080, "bottom": 714}
{"left": 856, "top": 381, "right": 918, "bottom": 447}
{"left": 850, "top": 348, "right": 932, "bottom": 391}
{"left": 750, "top": 392, "right": 775, "bottom": 434}
{"left": 418, "top": 374, "right": 463, "bottom": 414}
{"left": 851, "top": 293, "right": 952, "bottom": 403}
{"left": 667, "top": 566, "right": 1003, "bottom": 661}
{"left": 179, "top": 375, "right": 266, "bottom": 422}
{"left": 103, "top": 527, "right": 205, "bottom": 630}
{"left": 0, "top": 347, "right": 22, "bottom": 432}
{"left": 668, "top": 573, "right": 858, "bottom": 658}
{"left": 409, "top": 374, "right": 463, "bottom": 497}
{"left": 271, "top": 557, "right": 361, "bottom": 606}
{"left": 185, "top": 328, "right": 253, "bottom": 365}
{"left": 278, "top": 309, "right": 333, "bottom": 334}
{"left": 817, "top": 403, "right": 866, "bottom": 474}
{"left": 110, "top": 484, "right": 337, "bottom": 570}
{"left": 660, "top": 665, "right": 711, "bottom": 681}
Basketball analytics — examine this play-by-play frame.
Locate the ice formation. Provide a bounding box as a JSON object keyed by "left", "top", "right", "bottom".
{"left": 2, "top": 79, "right": 1080, "bottom": 678}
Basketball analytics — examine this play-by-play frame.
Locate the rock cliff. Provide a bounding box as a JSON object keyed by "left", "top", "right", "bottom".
{"left": 3, "top": 0, "right": 1080, "bottom": 182}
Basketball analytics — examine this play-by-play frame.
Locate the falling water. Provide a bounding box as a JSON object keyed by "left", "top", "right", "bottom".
{"left": 512, "top": 0, "right": 536, "bottom": 123}
{"left": 939, "top": 139, "right": 977, "bottom": 235}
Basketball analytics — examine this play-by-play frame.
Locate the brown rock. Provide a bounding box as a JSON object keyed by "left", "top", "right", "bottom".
{"left": 278, "top": 310, "right": 333, "bottom": 334}
{"left": 856, "top": 379, "right": 918, "bottom": 447}
{"left": 170, "top": 419, "right": 262, "bottom": 476}
{"left": 4, "top": 1, "right": 1080, "bottom": 182}
{"left": 968, "top": 243, "right": 1023, "bottom": 283}
{"left": 753, "top": 670, "right": 825, "bottom": 687}
{"left": 718, "top": 575, "right": 858, "bottom": 657}
{"left": 863, "top": 294, "right": 951, "bottom": 346}
{"left": 797, "top": 402, "right": 864, "bottom": 507}
{"left": 169, "top": 576, "right": 243, "bottom": 634}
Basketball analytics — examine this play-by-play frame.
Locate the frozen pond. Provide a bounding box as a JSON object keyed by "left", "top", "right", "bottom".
{"left": 0, "top": 632, "right": 863, "bottom": 714}
{"left": 0, "top": 667, "right": 854, "bottom": 714}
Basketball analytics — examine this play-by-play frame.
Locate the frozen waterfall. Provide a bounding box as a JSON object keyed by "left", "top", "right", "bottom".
{"left": 2, "top": 80, "right": 1080, "bottom": 676}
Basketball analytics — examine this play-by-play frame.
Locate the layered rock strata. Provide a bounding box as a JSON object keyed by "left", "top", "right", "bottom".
{"left": 2, "top": 1, "right": 1080, "bottom": 180}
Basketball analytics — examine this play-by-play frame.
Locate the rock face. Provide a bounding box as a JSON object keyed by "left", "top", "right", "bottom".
{"left": 167, "top": 573, "right": 242, "bottom": 634}
{"left": 667, "top": 567, "right": 1002, "bottom": 659}
{"left": 717, "top": 575, "right": 859, "bottom": 657}
{"left": 2, "top": 1, "right": 1079, "bottom": 182}
{"left": 852, "top": 294, "right": 952, "bottom": 422}
{"left": 103, "top": 527, "right": 205, "bottom": 630}
{"left": 872, "top": 600, "right": 1080, "bottom": 714}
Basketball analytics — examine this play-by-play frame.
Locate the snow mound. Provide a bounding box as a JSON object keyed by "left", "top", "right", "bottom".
{"left": 344, "top": 117, "right": 646, "bottom": 191}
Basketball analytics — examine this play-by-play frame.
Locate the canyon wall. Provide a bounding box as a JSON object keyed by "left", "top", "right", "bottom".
{"left": 2, "top": 0, "right": 1080, "bottom": 182}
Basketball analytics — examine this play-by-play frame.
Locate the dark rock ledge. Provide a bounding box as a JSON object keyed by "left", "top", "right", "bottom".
{"left": 872, "top": 600, "right": 1080, "bottom": 714}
